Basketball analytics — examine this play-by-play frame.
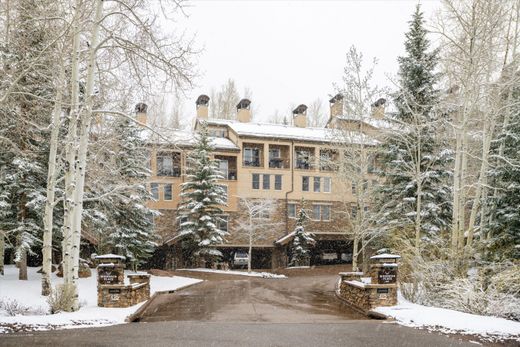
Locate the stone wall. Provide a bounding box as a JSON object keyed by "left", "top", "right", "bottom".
{"left": 97, "top": 275, "right": 151, "bottom": 308}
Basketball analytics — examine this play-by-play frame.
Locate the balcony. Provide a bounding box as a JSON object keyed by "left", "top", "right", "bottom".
{"left": 294, "top": 146, "right": 315, "bottom": 170}
{"left": 215, "top": 155, "right": 238, "bottom": 180}
{"left": 157, "top": 152, "right": 181, "bottom": 177}
{"left": 269, "top": 145, "right": 290, "bottom": 169}
{"left": 243, "top": 143, "right": 264, "bottom": 168}
{"left": 319, "top": 149, "right": 338, "bottom": 171}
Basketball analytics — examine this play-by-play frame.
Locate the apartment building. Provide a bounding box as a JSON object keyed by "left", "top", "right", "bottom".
{"left": 144, "top": 94, "right": 384, "bottom": 269}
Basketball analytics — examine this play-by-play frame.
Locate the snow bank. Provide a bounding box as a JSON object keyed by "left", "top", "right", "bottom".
{"left": 0, "top": 265, "right": 201, "bottom": 333}
{"left": 375, "top": 294, "right": 520, "bottom": 341}
{"left": 179, "top": 268, "right": 287, "bottom": 279}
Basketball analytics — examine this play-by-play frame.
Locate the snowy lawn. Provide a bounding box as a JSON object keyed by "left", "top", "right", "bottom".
{"left": 179, "top": 268, "right": 287, "bottom": 279}
{"left": 0, "top": 265, "right": 202, "bottom": 333}
{"left": 375, "top": 294, "right": 520, "bottom": 342}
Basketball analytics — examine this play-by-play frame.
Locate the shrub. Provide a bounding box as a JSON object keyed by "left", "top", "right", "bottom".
{"left": 0, "top": 298, "right": 46, "bottom": 316}
{"left": 47, "top": 284, "right": 76, "bottom": 314}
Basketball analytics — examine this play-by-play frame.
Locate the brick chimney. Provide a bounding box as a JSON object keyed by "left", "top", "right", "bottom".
{"left": 329, "top": 93, "right": 343, "bottom": 119}
{"left": 293, "top": 104, "right": 308, "bottom": 128}
{"left": 237, "top": 98, "right": 251, "bottom": 123}
{"left": 135, "top": 103, "right": 148, "bottom": 126}
{"left": 371, "top": 98, "right": 386, "bottom": 119}
{"left": 196, "top": 94, "right": 210, "bottom": 119}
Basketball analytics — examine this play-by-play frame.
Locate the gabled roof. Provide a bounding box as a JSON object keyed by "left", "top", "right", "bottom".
{"left": 202, "top": 119, "right": 376, "bottom": 145}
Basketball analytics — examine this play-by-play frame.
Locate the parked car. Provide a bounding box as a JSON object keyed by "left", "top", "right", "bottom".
{"left": 319, "top": 249, "right": 339, "bottom": 263}
{"left": 232, "top": 251, "right": 249, "bottom": 268}
{"left": 340, "top": 252, "right": 353, "bottom": 263}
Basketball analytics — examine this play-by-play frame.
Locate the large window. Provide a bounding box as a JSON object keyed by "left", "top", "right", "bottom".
{"left": 150, "top": 183, "right": 159, "bottom": 200}
{"left": 302, "top": 176, "right": 310, "bottom": 191}
{"left": 244, "top": 146, "right": 261, "bottom": 167}
{"left": 288, "top": 203, "right": 296, "bottom": 218}
{"left": 217, "top": 159, "right": 228, "bottom": 179}
{"left": 274, "top": 175, "right": 282, "bottom": 190}
{"left": 313, "top": 204, "right": 331, "bottom": 221}
{"left": 313, "top": 177, "right": 321, "bottom": 192}
{"left": 252, "top": 174, "right": 260, "bottom": 189}
{"left": 157, "top": 152, "right": 181, "bottom": 177}
{"left": 263, "top": 174, "right": 270, "bottom": 190}
{"left": 164, "top": 184, "right": 173, "bottom": 200}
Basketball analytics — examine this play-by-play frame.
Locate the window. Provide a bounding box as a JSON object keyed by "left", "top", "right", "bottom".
{"left": 252, "top": 174, "right": 260, "bottom": 189}
{"left": 269, "top": 148, "right": 283, "bottom": 168}
{"left": 323, "top": 177, "right": 331, "bottom": 193}
{"left": 302, "top": 176, "right": 310, "bottom": 191}
{"left": 244, "top": 147, "right": 261, "bottom": 167}
{"left": 157, "top": 152, "right": 180, "bottom": 177}
{"left": 288, "top": 203, "right": 296, "bottom": 218}
{"left": 219, "top": 185, "right": 228, "bottom": 204}
{"left": 217, "top": 215, "right": 228, "bottom": 232}
{"left": 263, "top": 174, "right": 270, "bottom": 190}
{"left": 274, "top": 175, "right": 282, "bottom": 190}
{"left": 253, "top": 203, "right": 270, "bottom": 219}
{"left": 313, "top": 177, "right": 321, "bottom": 192}
{"left": 217, "top": 159, "right": 228, "bottom": 179}
{"left": 352, "top": 183, "right": 357, "bottom": 195}
{"left": 313, "top": 204, "right": 331, "bottom": 221}
{"left": 209, "top": 128, "right": 226, "bottom": 137}
{"left": 151, "top": 183, "right": 159, "bottom": 200}
{"left": 177, "top": 215, "right": 188, "bottom": 229}
{"left": 312, "top": 205, "right": 320, "bottom": 220}
{"left": 322, "top": 205, "right": 331, "bottom": 221}
{"left": 164, "top": 184, "right": 173, "bottom": 200}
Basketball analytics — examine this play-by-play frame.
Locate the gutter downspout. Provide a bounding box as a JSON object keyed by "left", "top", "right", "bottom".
{"left": 285, "top": 140, "right": 295, "bottom": 235}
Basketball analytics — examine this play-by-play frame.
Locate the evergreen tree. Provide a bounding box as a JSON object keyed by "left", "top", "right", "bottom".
{"left": 85, "top": 116, "right": 157, "bottom": 270}
{"left": 177, "top": 122, "right": 227, "bottom": 264}
{"left": 289, "top": 200, "right": 315, "bottom": 266}
{"left": 378, "top": 5, "right": 452, "bottom": 251}
{"left": 487, "top": 87, "right": 520, "bottom": 261}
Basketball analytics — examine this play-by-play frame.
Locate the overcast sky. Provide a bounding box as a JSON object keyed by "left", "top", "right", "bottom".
{"left": 173, "top": 0, "right": 441, "bottom": 122}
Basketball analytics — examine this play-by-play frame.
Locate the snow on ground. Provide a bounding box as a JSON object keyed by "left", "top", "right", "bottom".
{"left": 0, "top": 265, "right": 201, "bottom": 333}
{"left": 179, "top": 268, "right": 287, "bottom": 279}
{"left": 375, "top": 294, "right": 520, "bottom": 342}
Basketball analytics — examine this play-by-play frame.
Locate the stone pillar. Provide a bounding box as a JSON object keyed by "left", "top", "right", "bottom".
{"left": 95, "top": 254, "right": 126, "bottom": 307}
{"left": 368, "top": 253, "right": 400, "bottom": 285}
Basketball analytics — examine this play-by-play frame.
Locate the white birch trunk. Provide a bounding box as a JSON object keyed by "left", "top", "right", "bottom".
{"left": 0, "top": 230, "right": 4, "bottom": 275}
{"left": 41, "top": 59, "right": 65, "bottom": 296}
{"left": 69, "top": 0, "right": 104, "bottom": 310}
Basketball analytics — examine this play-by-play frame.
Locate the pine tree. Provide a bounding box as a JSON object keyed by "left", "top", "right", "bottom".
{"left": 84, "top": 116, "right": 158, "bottom": 270}
{"left": 378, "top": 5, "right": 452, "bottom": 252}
{"left": 487, "top": 87, "right": 520, "bottom": 261}
{"left": 177, "top": 122, "right": 228, "bottom": 265}
{"left": 289, "top": 200, "right": 315, "bottom": 267}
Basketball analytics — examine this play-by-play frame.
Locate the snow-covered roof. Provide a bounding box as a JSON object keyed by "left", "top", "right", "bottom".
{"left": 95, "top": 254, "right": 126, "bottom": 260}
{"left": 205, "top": 119, "right": 376, "bottom": 145}
{"left": 370, "top": 253, "right": 401, "bottom": 260}
{"left": 143, "top": 128, "right": 240, "bottom": 151}
{"left": 336, "top": 115, "right": 396, "bottom": 130}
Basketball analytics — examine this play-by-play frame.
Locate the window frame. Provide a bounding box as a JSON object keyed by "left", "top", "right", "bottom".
{"left": 252, "top": 173, "right": 260, "bottom": 189}
{"left": 302, "top": 176, "right": 310, "bottom": 192}
{"left": 287, "top": 203, "right": 296, "bottom": 219}
{"left": 150, "top": 183, "right": 159, "bottom": 200}
{"left": 164, "top": 183, "right": 173, "bottom": 201}
{"left": 313, "top": 177, "right": 321, "bottom": 192}
{"left": 263, "top": 174, "right": 270, "bottom": 190}
{"left": 323, "top": 177, "right": 331, "bottom": 193}
{"left": 274, "top": 174, "right": 282, "bottom": 190}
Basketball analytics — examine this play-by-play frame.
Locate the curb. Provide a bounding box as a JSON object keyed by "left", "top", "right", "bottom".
{"left": 125, "top": 280, "right": 203, "bottom": 322}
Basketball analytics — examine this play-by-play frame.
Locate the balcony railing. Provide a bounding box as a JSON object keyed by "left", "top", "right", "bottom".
{"left": 269, "top": 158, "right": 289, "bottom": 169}
{"left": 244, "top": 159, "right": 261, "bottom": 167}
{"left": 157, "top": 167, "right": 181, "bottom": 177}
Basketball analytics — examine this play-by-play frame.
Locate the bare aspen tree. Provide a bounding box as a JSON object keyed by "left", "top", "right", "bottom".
{"left": 235, "top": 198, "right": 278, "bottom": 272}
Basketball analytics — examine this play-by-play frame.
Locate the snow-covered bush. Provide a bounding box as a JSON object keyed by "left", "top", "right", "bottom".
{"left": 47, "top": 284, "right": 76, "bottom": 314}
{"left": 400, "top": 258, "right": 520, "bottom": 321}
{"left": 0, "top": 298, "right": 46, "bottom": 316}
